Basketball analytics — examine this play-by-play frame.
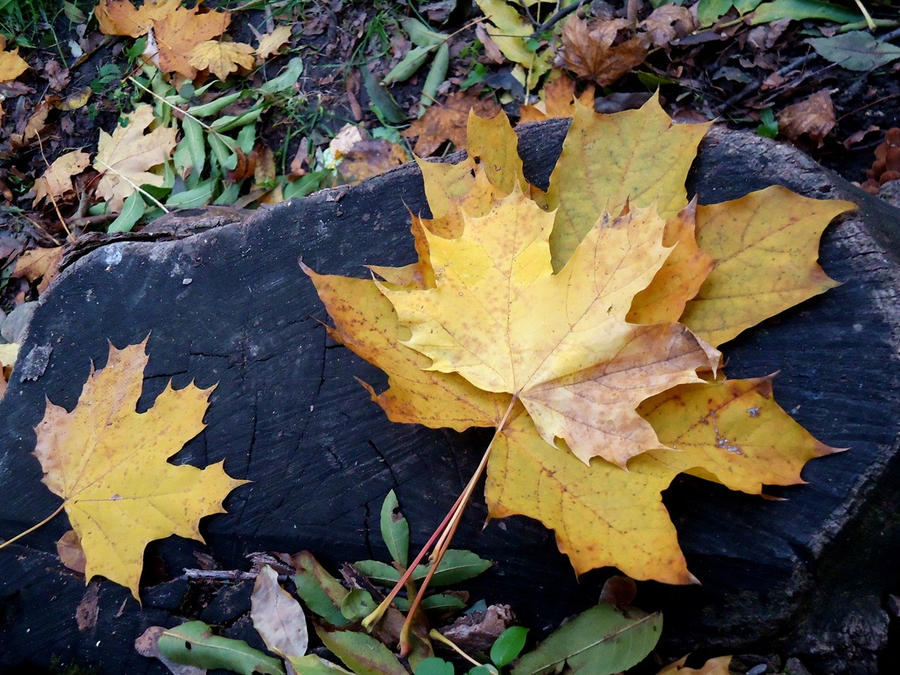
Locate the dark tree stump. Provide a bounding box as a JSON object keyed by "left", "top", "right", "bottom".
{"left": 1, "top": 122, "right": 898, "bottom": 674}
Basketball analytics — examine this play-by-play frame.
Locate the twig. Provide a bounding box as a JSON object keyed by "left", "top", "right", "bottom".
{"left": 35, "top": 134, "right": 75, "bottom": 243}
{"left": 93, "top": 158, "right": 170, "bottom": 213}
{"left": 180, "top": 568, "right": 290, "bottom": 582}
{"left": 531, "top": 0, "right": 590, "bottom": 36}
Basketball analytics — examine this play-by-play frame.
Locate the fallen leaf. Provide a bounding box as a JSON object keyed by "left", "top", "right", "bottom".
{"left": 680, "top": 185, "right": 854, "bottom": 346}
{"left": 93, "top": 104, "right": 177, "bottom": 211}
{"left": 777, "top": 90, "right": 836, "bottom": 146}
{"left": 639, "top": 4, "right": 696, "bottom": 48}
{"left": 305, "top": 103, "right": 848, "bottom": 581}
{"left": 256, "top": 25, "right": 292, "bottom": 60}
{"left": 475, "top": 0, "right": 552, "bottom": 89}
{"left": 32, "top": 339, "right": 248, "bottom": 599}
{"left": 0, "top": 45, "right": 29, "bottom": 82}
{"left": 402, "top": 90, "right": 501, "bottom": 155}
{"left": 337, "top": 138, "right": 408, "bottom": 184}
{"left": 251, "top": 565, "right": 309, "bottom": 662}
{"left": 807, "top": 30, "right": 900, "bottom": 72}
{"left": 558, "top": 14, "right": 648, "bottom": 87}
{"left": 518, "top": 72, "right": 595, "bottom": 124}
{"left": 135, "top": 626, "right": 206, "bottom": 675}
{"left": 33, "top": 150, "right": 90, "bottom": 206}
{"left": 43, "top": 60, "right": 70, "bottom": 90}
{"left": 95, "top": 0, "right": 182, "bottom": 38}
{"left": 14, "top": 246, "right": 64, "bottom": 293}
{"left": 151, "top": 5, "right": 231, "bottom": 79}
{"left": 187, "top": 40, "right": 255, "bottom": 80}
{"left": 545, "top": 96, "right": 710, "bottom": 269}
{"left": 376, "top": 191, "right": 718, "bottom": 467}
{"left": 157, "top": 621, "right": 282, "bottom": 674}
{"left": 22, "top": 99, "right": 53, "bottom": 142}
{"left": 512, "top": 604, "right": 661, "bottom": 674}
{"left": 57, "top": 529, "right": 87, "bottom": 574}
{"left": 659, "top": 654, "right": 733, "bottom": 674}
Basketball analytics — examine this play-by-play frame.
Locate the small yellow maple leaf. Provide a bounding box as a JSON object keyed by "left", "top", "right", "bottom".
{"left": 32, "top": 339, "right": 248, "bottom": 599}
{"left": 95, "top": 0, "right": 182, "bottom": 38}
{"left": 188, "top": 40, "right": 255, "bottom": 80}
{"left": 93, "top": 104, "right": 177, "bottom": 211}
{"left": 256, "top": 25, "right": 292, "bottom": 61}
{"left": 33, "top": 150, "right": 91, "bottom": 206}
{"left": 0, "top": 44, "right": 28, "bottom": 82}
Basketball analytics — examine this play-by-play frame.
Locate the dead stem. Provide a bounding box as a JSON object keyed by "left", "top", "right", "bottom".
{"left": 398, "top": 394, "right": 518, "bottom": 657}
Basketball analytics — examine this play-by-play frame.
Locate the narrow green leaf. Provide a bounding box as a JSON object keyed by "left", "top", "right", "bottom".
{"left": 237, "top": 123, "right": 256, "bottom": 154}
{"left": 383, "top": 46, "right": 433, "bottom": 85}
{"left": 415, "top": 657, "right": 455, "bottom": 675}
{"left": 750, "top": 0, "right": 861, "bottom": 25}
{"left": 158, "top": 621, "right": 284, "bottom": 675}
{"left": 214, "top": 181, "right": 241, "bottom": 204}
{"left": 292, "top": 551, "right": 351, "bottom": 626}
{"left": 734, "top": 0, "right": 763, "bottom": 12}
{"left": 419, "top": 42, "right": 450, "bottom": 116}
{"left": 413, "top": 549, "right": 492, "bottom": 587}
{"left": 380, "top": 490, "right": 410, "bottom": 566}
{"left": 107, "top": 192, "right": 145, "bottom": 233}
{"left": 187, "top": 90, "right": 242, "bottom": 117}
{"left": 211, "top": 105, "right": 263, "bottom": 132}
{"left": 757, "top": 108, "right": 778, "bottom": 138}
{"left": 511, "top": 605, "right": 662, "bottom": 675}
{"left": 402, "top": 17, "right": 447, "bottom": 48}
{"left": 807, "top": 31, "right": 900, "bottom": 71}
{"left": 62, "top": 1, "right": 87, "bottom": 23}
{"left": 468, "top": 667, "right": 499, "bottom": 675}
{"left": 421, "top": 593, "right": 468, "bottom": 612}
{"left": 208, "top": 134, "right": 237, "bottom": 171}
{"left": 289, "top": 654, "right": 353, "bottom": 673}
{"left": 166, "top": 181, "right": 214, "bottom": 208}
{"left": 491, "top": 626, "right": 529, "bottom": 668}
{"left": 259, "top": 56, "right": 304, "bottom": 95}
{"left": 353, "top": 559, "right": 401, "bottom": 585}
{"left": 181, "top": 116, "right": 206, "bottom": 176}
{"left": 697, "top": 0, "right": 735, "bottom": 26}
{"left": 314, "top": 626, "right": 408, "bottom": 675}
{"left": 361, "top": 66, "right": 407, "bottom": 125}
{"left": 340, "top": 588, "right": 378, "bottom": 621}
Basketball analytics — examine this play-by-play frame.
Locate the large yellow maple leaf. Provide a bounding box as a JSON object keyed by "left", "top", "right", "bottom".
{"left": 305, "top": 99, "right": 852, "bottom": 582}
{"left": 93, "top": 104, "right": 177, "bottom": 211}
{"left": 32, "top": 340, "right": 247, "bottom": 599}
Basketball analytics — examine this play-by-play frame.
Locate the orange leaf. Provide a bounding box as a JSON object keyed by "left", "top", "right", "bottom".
{"left": 33, "top": 150, "right": 91, "bottom": 206}
{"left": 95, "top": 0, "right": 182, "bottom": 38}
{"left": 150, "top": 5, "right": 231, "bottom": 79}
{"left": 0, "top": 45, "right": 28, "bottom": 82}
{"left": 32, "top": 339, "right": 248, "bottom": 599}
{"left": 518, "top": 72, "right": 594, "bottom": 124}
{"left": 402, "top": 91, "right": 501, "bottom": 156}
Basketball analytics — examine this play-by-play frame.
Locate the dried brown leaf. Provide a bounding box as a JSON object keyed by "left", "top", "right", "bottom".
{"left": 777, "top": 90, "right": 836, "bottom": 147}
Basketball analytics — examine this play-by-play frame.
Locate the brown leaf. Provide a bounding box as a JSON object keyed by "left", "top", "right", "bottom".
{"left": 518, "top": 72, "right": 595, "bottom": 124}
{"left": 96, "top": 0, "right": 182, "bottom": 38}
{"left": 402, "top": 91, "right": 501, "bottom": 156}
{"left": 14, "top": 246, "right": 63, "bottom": 293}
{"left": 57, "top": 529, "right": 87, "bottom": 574}
{"left": 338, "top": 139, "right": 407, "bottom": 184}
{"left": 33, "top": 150, "right": 90, "bottom": 206}
{"left": 43, "top": 60, "right": 70, "bottom": 91}
{"left": 639, "top": 5, "right": 696, "bottom": 48}
{"left": 777, "top": 90, "right": 836, "bottom": 147}
{"left": 558, "top": 15, "right": 648, "bottom": 86}
{"left": 75, "top": 581, "right": 100, "bottom": 631}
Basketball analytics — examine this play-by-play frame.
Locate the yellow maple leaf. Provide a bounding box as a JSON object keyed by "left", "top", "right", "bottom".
{"left": 256, "top": 25, "right": 292, "bottom": 61}
{"left": 95, "top": 0, "right": 182, "bottom": 38}
{"left": 93, "top": 104, "right": 177, "bottom": 211}
{"left": 32, "top": 339, "right": 248, "bottom": 599}
{"left": 33, "top": 149, "right": 91, "bottom": 206}
{"left": 0, "top": 44, "right": 28, "bottom": 82}
{"left": 305, "top": 102, "right": 848, "bottom": 582}
{"left": 150, "top": 5, "right": 231, "bottom": 79}
{"left": 188, "top": 40, "right": 255, "bottom": 80}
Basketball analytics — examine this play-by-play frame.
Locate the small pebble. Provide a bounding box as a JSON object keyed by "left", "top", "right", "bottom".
{"left": 182, "top": 278, "right": 193, "bottom": 285}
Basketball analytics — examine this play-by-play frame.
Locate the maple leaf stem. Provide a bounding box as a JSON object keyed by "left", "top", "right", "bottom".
{"left": 93, "top": 158, "right": 171, "bottom": 214}
{"left": 398, "top": 394, "right": 519, "bottom": 657}
{"left": 0, "top": 502, "right": 66, "bottom": 550}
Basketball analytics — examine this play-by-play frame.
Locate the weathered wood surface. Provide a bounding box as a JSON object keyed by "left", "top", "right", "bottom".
{"left": 0, "top": 121, "right": 898, "bottom": 673}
